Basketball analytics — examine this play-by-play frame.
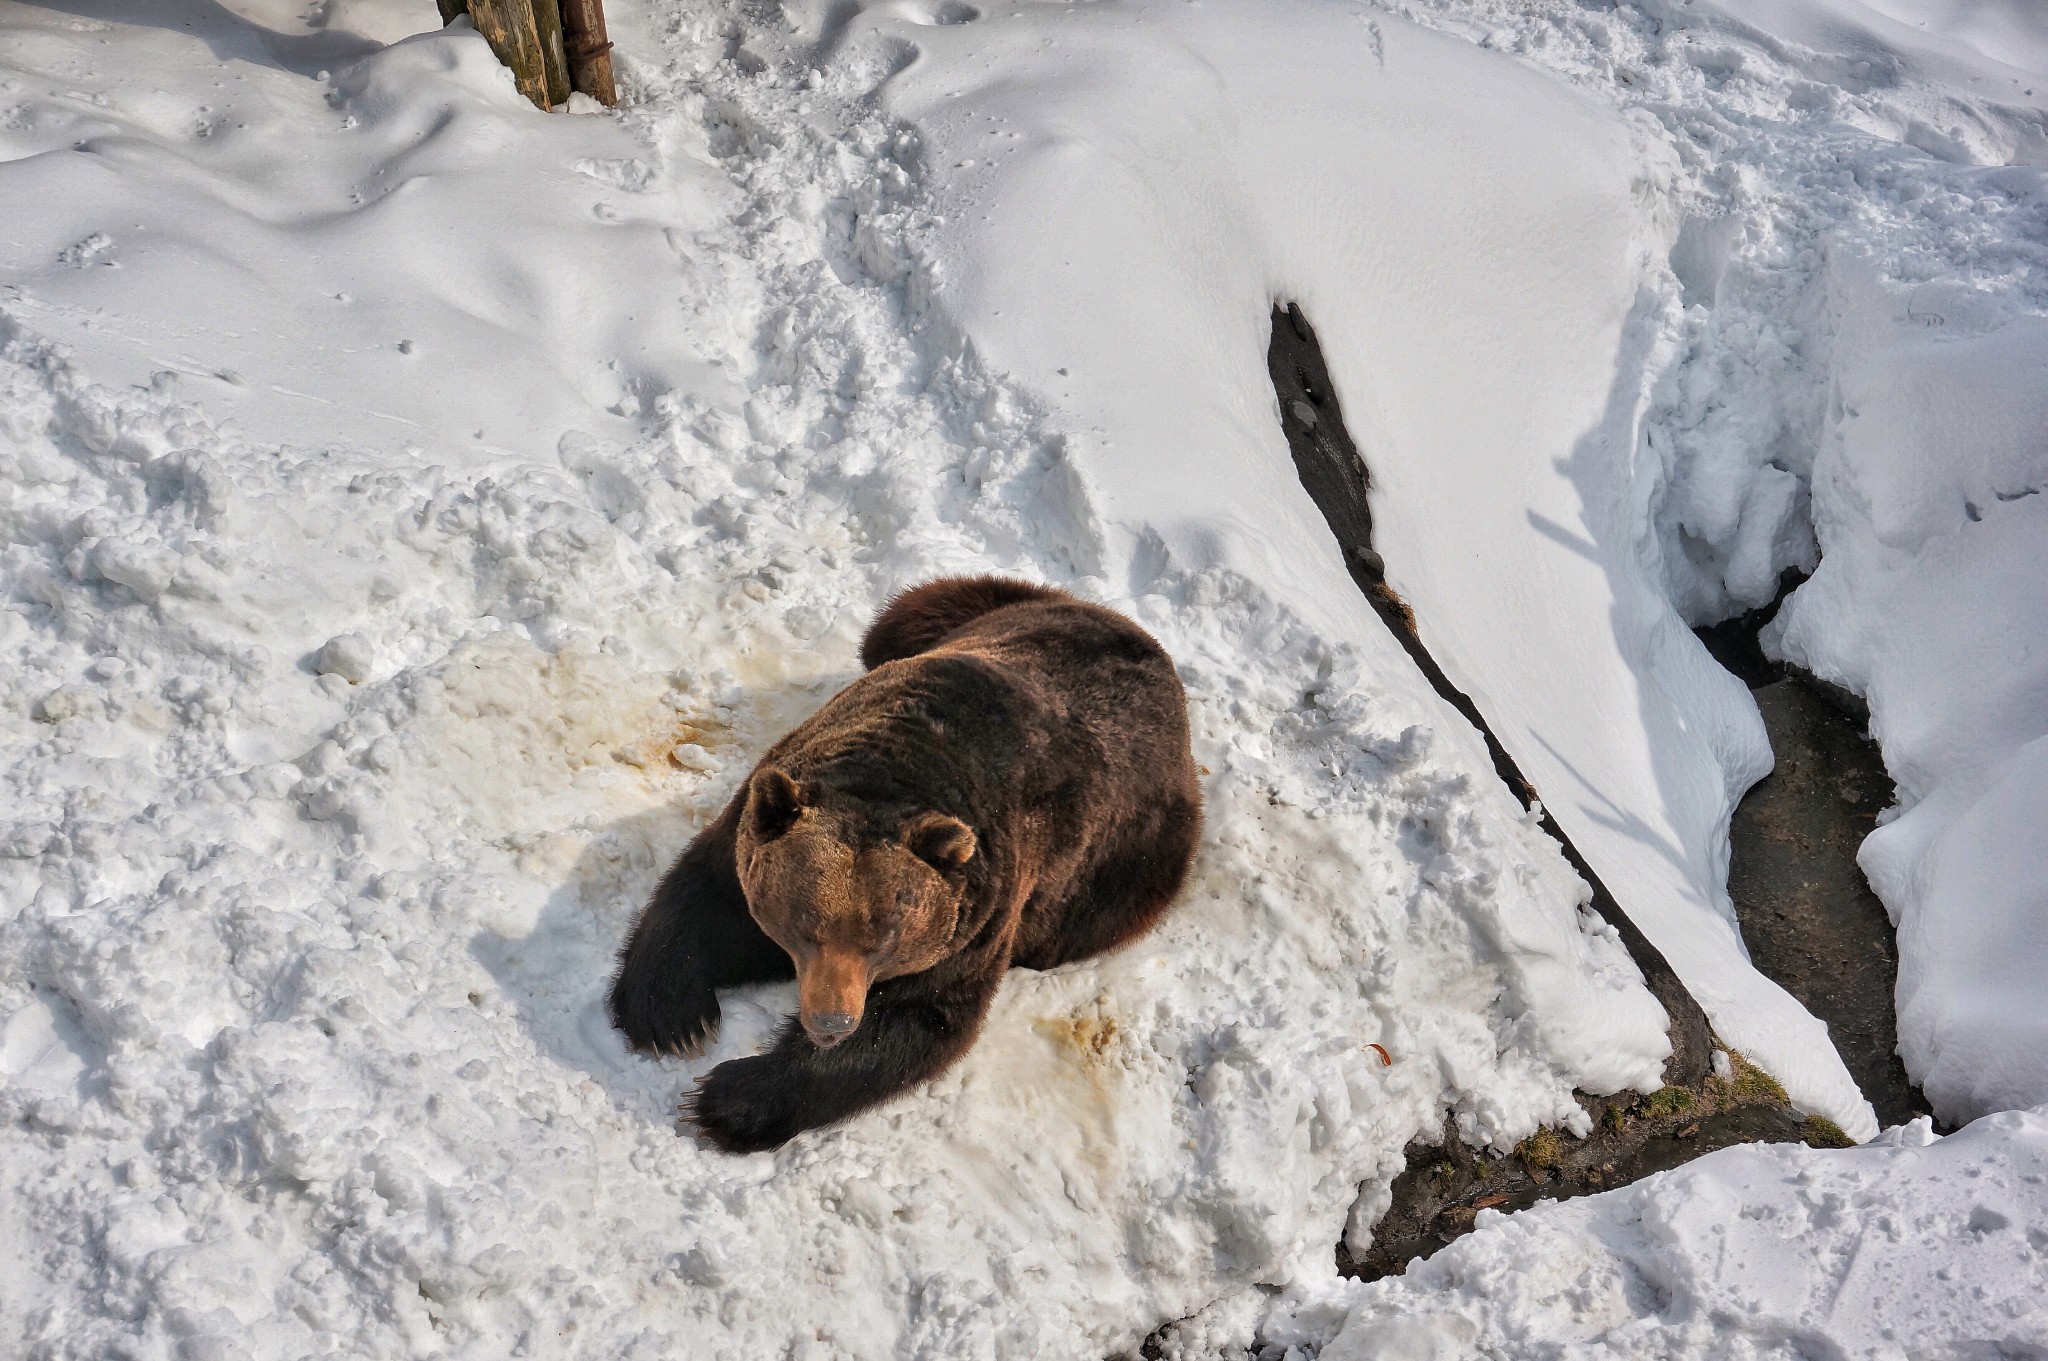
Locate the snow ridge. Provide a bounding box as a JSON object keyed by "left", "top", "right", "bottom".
{"left": 1262, "top": 1108, "right": 2048, "bottom": 1360}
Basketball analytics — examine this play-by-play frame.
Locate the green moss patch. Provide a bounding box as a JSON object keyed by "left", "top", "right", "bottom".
{"left": 1517, "top": 1128, "right": 1567, "bottom": 1172}
{"left": 1799, "top": 1114, "right": 1856, "bottom": 1149}
{"left": 1347, "top": 1047, "right": 1823, "bottom": 1280}
{"left": 1640, "top": 1086, "right": 1695, "bottom": 1118}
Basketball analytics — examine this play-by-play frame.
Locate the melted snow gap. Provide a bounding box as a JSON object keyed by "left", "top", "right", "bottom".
{"left": 1697, "top": 582, "right": 1935, "bottom": 1131}
{"left": 1265, "top": 303, "right": 1711, "bottom": 1091}
{"left": 1258, "top": 303, "right": 1854, "bottom": 1286}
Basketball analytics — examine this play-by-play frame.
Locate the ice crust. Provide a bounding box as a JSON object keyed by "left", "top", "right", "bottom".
{"left": 2, "top": 0, "right": 2045, "bottom": 1355}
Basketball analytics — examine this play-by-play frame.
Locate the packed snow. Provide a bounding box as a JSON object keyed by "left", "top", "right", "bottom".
{"left": 0, "top": 1, "right": 1669, "bottom": 1354}
{"left": 1, "top": 0, "right": 2044, "bottom": 1356}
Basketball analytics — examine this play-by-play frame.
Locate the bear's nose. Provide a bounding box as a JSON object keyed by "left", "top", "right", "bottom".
{"left": 804, "top": 1012, "right": 857, "bottom": 1047}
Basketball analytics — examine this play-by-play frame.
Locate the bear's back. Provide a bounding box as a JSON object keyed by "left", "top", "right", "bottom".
{"left": 769, "top": 590, "right": 1190, "bottom": 822}
{"left": 932, "top": 596, "right": 1185, "bottom": 741}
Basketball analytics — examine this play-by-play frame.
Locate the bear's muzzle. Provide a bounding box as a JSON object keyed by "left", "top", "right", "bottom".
{"left": 798, "top": 946, "right": 869, "bottom": 1047}
{"left": 803, "top": 1011, "right": 858, "bottom": 1047}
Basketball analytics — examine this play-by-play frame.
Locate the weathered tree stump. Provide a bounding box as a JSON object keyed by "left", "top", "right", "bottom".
{"left": 440, "top": 0, "right": 612, "bottom": 112}
{"left": 559, "top": 0, "right": 619, "bottom": 106}
{"left": 464, "top": 0, "right": 572, "bottom": 111}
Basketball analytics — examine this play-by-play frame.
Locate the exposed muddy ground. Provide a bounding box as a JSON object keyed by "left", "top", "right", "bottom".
{"left": 1263, "top": 303, "right": 1908, "bottom": 1284}
{"left": 1340, "top": 1052, "right": 1847, "bottom": 1280}
{"left": 1701, "top": 610, "right": 1932, "bottom": 1131}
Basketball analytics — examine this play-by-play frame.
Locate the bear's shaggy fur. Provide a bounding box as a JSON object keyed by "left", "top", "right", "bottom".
{"left": 608, "top": 576, "right": 1202, "bottom": 1153}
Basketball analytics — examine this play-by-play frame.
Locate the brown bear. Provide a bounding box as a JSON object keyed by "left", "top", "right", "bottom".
{"left": 607, "top": 576, "right": 1202, "bottom": 1153}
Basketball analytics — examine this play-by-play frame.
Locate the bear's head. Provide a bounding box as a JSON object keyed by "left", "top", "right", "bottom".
{"left": 735, "top": 766, "right": 977, "bottom": 1048}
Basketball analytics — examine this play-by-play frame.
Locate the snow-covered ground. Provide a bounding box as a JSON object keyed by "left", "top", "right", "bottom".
{"left": 1256, "top": 1108, "right": 2048, "bottom": 1360}
{"left": 1, "top": 0, "right": 2044, "bottom": 1355}
{"left": 1385, "top": 0, "right": 2048, "bottom": 1147}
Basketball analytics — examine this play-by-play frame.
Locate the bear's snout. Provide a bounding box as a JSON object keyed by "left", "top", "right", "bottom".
{"left": 804, "top": 1011, "right": 858, "bottom": 1047}
{"left": 797, "top": 946, "right": 870, "bottom": 1048}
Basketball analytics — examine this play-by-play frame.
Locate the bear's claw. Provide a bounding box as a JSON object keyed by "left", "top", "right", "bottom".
{"left": 658, "top": 1023, "right": 715, "bottom": 1060}
{"left": 680, "top": 1055, "right": 800, "bottom": 1154}
{"left": 608, "top": 969, "right": 721, "bottom": 1060}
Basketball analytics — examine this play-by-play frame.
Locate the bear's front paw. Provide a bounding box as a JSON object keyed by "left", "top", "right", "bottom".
{"left": 683, "top": 1055, "right": 804, "bottom": 1154}
{"left": 608, "top": 963, "right": 721, "bottom": 1059}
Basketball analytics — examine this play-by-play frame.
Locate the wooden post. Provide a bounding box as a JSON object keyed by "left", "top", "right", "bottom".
{"left": 436, "top": 0, "right": 468, "bottom": 22}
{"left": 558, "top": 0, "right": 619, "bottom": 107}
{"left": 532, "top": 0, "right": 572, "bottom": 107}
{"left": 467, "top": 0, "right": 571, "bottom": 111}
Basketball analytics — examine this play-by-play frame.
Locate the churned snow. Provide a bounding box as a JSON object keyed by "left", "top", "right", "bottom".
{"left": 2, "top": 0, "right": 2045, "bottom": 1355}
{"left": 1, "top": 2, "right": 1664, "bottom": 1355}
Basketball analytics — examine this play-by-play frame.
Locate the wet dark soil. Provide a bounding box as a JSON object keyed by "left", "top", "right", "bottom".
{"left": 1340, "top": 1055, "right": 1845, "bottom": 1280}
{"left": 1700, "top": 599, "right": 1931, "bottom": 1130}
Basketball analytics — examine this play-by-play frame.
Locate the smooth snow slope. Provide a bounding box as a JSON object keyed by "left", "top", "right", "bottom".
{"left": 1377, "top": 0, "right": 2048, "bottom": 1128}
{"left": 0, "top": 1, "right": 1672, "bottom": 1356}
{"left": 839, "top": 0, "right": 1874, "bottom": 1136}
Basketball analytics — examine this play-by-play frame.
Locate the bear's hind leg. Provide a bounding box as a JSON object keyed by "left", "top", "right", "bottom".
{"left": 1028, "top": 794, "right": 1202, "bottom": 968}
{"left": 609, "top": 792, "right": 793, "bottom": 1058}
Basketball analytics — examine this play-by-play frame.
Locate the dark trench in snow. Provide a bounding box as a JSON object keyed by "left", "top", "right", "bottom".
{"left": 1261, "top": 302, "right": 1907, "bottom": 1283}
{"left": 1697, "top": 590, "right": 1932, "bottom": 1132}
{"left": 1266, "top": 302, "right": 1710, "bottom": 1089}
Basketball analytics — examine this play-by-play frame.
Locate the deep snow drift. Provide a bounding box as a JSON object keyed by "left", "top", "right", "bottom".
{"left": 841, "top": 0, "right": 1873, "bottom": 1136}
{"left": 2, "top": 0, "right": 2046, "bottom": 1356}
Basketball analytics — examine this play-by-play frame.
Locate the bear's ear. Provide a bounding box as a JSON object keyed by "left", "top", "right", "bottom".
{"left": 905, "top": 813, "right": 977, "bottom": 872}
{"left": 748, "top": 767, "right": 808, "bottom": 842}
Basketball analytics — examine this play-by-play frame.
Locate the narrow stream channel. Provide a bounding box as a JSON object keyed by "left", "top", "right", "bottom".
{"left": 1699, "top": 594, "right": 1932, "bottom": 1130}
{"left": 1263, "top": 302, "right": 1907, "bottom": 1281}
